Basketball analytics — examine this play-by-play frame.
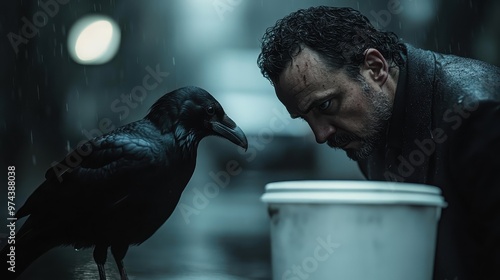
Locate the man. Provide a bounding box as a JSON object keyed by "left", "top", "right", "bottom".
{"left": 257, "top": 6, "right": 500, "bottom": 279}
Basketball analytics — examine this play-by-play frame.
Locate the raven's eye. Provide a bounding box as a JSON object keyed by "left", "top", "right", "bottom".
{"left": 206, "top": 106, "right": 215, "bottom": 116}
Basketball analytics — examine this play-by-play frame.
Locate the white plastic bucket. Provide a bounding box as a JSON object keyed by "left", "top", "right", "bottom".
{"left": 261, "top": 180, "right": 447, "bottom": 280}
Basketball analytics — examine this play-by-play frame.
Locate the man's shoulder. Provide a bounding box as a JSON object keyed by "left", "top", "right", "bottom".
{"left": 436, "top": 53, "right": 500, "bottom": 98}
{"left": 406, "top": 44, "right": 500, "bottom": 102}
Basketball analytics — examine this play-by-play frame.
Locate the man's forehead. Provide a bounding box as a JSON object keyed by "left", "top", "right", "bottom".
{"left": 278, "top": 50, "right": 323, "bottom": 92}
{"left": 275, "top": 48, "right": 330, "bottom": 113}
{"left": 285, "top": 49, "right": 322, "bottom": 75}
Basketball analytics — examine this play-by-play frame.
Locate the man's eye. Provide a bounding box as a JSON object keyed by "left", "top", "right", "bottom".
{"left": 317, "top": 100, "right": 331, "bottom": 111}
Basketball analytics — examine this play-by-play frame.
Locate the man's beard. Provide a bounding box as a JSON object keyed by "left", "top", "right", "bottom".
{"left": 327, "top": 78, "right": 392, "bottom": 161}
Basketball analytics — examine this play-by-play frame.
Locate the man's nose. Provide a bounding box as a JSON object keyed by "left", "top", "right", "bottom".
{"left": 307, "top": 118, "right": 336, "bottom": 144}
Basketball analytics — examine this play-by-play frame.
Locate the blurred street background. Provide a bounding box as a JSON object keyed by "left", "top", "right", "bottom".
{"left": 1, "top": 0, "right": 499, "bottom": 279}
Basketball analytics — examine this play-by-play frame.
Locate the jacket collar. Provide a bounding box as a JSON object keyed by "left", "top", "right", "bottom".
{"left": 387, "top": 44, "right": 436, "bottom": 183}
{"left": 359, "top": 44, "right": 436, "bottom": 183}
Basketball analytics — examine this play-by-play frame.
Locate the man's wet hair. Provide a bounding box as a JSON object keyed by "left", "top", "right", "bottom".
{"left": 258, "top": 6, "right": 406, "bottom": 84}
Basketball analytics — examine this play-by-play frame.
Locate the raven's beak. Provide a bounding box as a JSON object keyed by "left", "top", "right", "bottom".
{"left": 210, "top": 115, "right": 248, "bottom": 150}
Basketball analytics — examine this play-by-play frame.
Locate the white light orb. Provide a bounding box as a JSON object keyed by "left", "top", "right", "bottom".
{"left": 68, "top": 15, "right": 121, "bottom": 65}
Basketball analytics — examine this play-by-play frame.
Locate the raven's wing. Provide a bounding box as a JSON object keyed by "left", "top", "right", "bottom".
{"left": 17, "top": 121, "right": 170, "bottom": 218}
{"left": 47, "top": 133, "right": 162, "bottom": 183}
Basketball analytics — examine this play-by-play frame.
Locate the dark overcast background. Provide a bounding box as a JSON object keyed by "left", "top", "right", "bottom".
{"left": 1, "top": 0, "right": 499, "bottom": 279}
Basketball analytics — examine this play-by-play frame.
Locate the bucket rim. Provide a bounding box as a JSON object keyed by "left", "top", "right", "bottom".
{"left": 261, "top": 180, "right": 447, "bottom": 207}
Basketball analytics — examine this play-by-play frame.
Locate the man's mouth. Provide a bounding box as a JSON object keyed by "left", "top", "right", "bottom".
{"left": 341, "top": 141, "right": 352, "bottom": 149}
{"left": 327, "top": 131, "right": 365, "bottom": 150}
{"left": 328, "top": 138, "right": 364, "bottom": 150}
{"left": 327, "top": 140, "right": 350, "bottom": 149}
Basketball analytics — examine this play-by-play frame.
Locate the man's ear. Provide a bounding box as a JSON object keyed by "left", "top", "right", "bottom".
{"left": 360, "top": 48, "right": 389, "bottom": 87}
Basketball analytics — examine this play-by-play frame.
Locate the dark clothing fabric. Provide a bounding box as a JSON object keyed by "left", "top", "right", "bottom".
{"left": 358, "top": 44, "right": 500, "bottom": 279}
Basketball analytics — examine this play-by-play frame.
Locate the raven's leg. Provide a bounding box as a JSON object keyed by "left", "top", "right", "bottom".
{"left": 93, "top": 245, "right": 108, "bottom": 280}
{"left": 111, "top": 245, "right": 129, "bottom": 280}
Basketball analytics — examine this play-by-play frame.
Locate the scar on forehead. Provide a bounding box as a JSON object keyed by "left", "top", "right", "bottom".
{"left": 291, "top": 65, "right": 309, "bottom": 86}
{"left": 293, "top": 59, "right": 308, "bottom": 71}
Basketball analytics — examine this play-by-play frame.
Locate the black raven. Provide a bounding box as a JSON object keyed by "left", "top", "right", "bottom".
{"left": 1, "top": 86, "right": 248, "bottom": 279}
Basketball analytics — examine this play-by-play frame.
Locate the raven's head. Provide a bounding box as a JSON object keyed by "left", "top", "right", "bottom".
{"left": 146, "top": 86, "right": 248, "bottom": 150}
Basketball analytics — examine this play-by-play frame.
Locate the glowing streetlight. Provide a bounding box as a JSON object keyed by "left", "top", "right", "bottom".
{"left": 68, "top": 15, "right": 121, "bottom": 65}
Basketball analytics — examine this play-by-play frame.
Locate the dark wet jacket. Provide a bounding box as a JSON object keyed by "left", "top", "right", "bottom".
{"left": 358, "top": 44, "right": 500, "bottom": 279}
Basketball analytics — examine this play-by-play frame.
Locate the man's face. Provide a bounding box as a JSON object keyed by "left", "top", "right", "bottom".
{"left": 274, "top": 47, "right": 393, "bottom": 161}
